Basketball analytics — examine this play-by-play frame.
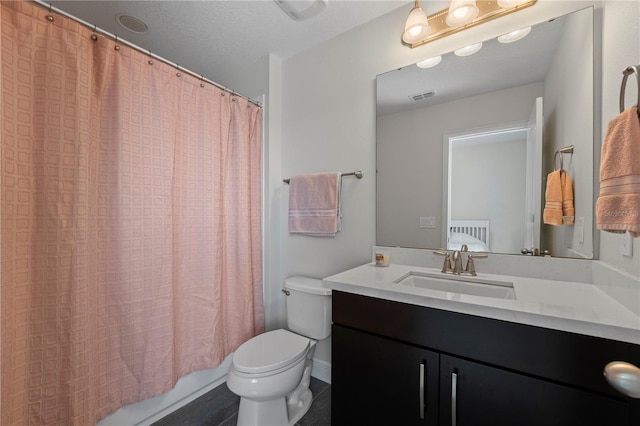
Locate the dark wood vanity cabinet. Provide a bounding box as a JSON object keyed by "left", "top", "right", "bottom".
{"left": 331, "top": 291, "right": 640, "bottom": 426}
{"left": 333, "top": 325, "right": 439, "bottom": 425}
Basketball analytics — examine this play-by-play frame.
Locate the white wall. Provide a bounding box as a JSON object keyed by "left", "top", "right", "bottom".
{"left": 377, "top": 83, "right": 542, "bottom": 249}
{"left": 541, "top": 7, "right": 594, "bottom": 258}
{"left": 599, "top": 0, "right": 640, "bottom": 277}
{"left": 279, "top": 0, "right": 639, "bottom": 371}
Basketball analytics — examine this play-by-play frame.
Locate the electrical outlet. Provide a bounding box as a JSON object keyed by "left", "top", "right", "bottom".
{"left": 419, "top": 217, "right": 436, "bottom": 229}
{"left": 575, "top": 217, "right": 584, "bottom": 244}
{"left": 620, "top": 232, "right": 633, "bottom": 257}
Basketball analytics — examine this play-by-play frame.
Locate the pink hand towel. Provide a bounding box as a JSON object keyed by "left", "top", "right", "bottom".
{"left": 596, "top": 106, "right": 640, "bottom": 237}
{"left": 288, "top": 172, "right": 341, "bottom": 236}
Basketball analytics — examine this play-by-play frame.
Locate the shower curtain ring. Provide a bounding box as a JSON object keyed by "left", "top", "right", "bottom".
{"left": 200, "top": 75, "right": 205, "bottom": 88}
{"left": 176, "top": 64, "right": 182, "bottom": 78}
{"left": 46, "top": 3, "right": 54, "bottom": 21}
{"left": 91, "top": 26, "right": 98, "bottom": 41}
{"left": 114, "top": 35, "right": 120, "bottom": 51}
{"left": 148, "top": 50, "right": 153, "bottom": 65}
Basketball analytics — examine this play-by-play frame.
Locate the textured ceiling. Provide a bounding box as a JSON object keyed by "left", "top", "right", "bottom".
{"left": 50, "top": 0, "right": 414, "bottom": 89}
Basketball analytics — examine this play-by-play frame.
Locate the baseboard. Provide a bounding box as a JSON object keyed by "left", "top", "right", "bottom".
{"left": 136, "top": 372, "right": 229, "bottom": 426}
{"left": 97, "top": 355, "right": 233, "bottom": 426}
{"left": 311, "top": 358, "right": 331, "bottom": 384}
{"left": 99, "top": 354, "right": 330, "bottom": 426}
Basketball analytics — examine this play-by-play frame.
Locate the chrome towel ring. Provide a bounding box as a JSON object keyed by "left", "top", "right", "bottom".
{"left": 554, "top": 145, "right": 574, "bottom": 171}
{"left": 620, "top": 65, "right": 640, "bottom": 115}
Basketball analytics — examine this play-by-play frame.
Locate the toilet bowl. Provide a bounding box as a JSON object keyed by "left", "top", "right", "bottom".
{"left": 226, "top": 277, "right": 331, "bottom": 426}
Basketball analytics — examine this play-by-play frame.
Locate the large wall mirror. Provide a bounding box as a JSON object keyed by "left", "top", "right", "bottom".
{"left": 376, "top": 7, "right": 595, "bottom": 259}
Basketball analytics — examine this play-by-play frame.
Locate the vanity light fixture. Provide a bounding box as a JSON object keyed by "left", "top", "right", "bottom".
{"left": 497, "top": 26, "right": 531, "bottom": 43}
{"left": 497, "top": 0, "right": 529, "bottom": 7}
{"left": 402, "top": 0, "right": 537, "bottom": 48}
{"left": 402, "top": 1, "right": 431, "bottom": 45}
{"left": 454, "top": 42, "right": 483, "bottom": 56}
{"left": 416, "top": 55, "right": 442, "bottom": 69}
{"left": 446, "top": 0, "right": 479, "bottom": 28}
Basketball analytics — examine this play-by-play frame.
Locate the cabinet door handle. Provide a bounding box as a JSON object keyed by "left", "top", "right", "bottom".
{"left": 451, "top": 371, "right": 458, "bottom": 426}
{"left": 604, "top": 361, "right": 640, "bottom": 398}
{"left": 419, "top": 362, "right": 425, "bottom": 420}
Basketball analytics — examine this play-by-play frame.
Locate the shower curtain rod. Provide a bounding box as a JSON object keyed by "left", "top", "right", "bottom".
{"left": 29, "top": 0, "right": 262, "bottom": 108}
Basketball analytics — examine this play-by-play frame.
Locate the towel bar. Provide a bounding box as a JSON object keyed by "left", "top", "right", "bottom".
{"left": 620, "top": 65, "right": 640, "bottom": 115}
{"left": 554, "top": 145, "right": 574, "bottom": 171}
{"left": 283, "top": 170, "right": 363, "bottom": 184}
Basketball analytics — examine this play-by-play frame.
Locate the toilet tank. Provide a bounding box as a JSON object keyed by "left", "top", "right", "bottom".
{"left": 284, "top": 276, "right": 332, "bottom": 340}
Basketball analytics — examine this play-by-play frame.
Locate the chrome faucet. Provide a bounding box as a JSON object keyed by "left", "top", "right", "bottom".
{"left": 521, "top": 248, "right": 550, "bottom": 256}
{"left": 451, "top": 249, "right": 463, "bottom": 274}
{"left": 434, "top": 250, "right": 452, "bottom": 273}
{"left": 434, "top": 245, "right": 487, "bottom": 276}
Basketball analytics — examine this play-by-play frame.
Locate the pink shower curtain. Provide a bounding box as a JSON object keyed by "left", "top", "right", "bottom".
{"left": 1, "top": 1, "right": 264, "bottom": 424}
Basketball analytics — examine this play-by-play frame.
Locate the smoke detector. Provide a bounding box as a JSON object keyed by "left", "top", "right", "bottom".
{"left": 274, "top": 0, "right": 328, "bottom": 21}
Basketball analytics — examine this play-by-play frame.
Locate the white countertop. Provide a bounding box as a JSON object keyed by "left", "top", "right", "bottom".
{"left": 323, "top": 263, "right": 640, "bottom": 345}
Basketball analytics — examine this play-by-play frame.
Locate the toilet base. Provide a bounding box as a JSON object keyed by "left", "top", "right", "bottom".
{"left": 287, "top": 388, "right": 312, "bottom": 425}
{"left": 235, "top": 389, "right": 312, "bottom": 426}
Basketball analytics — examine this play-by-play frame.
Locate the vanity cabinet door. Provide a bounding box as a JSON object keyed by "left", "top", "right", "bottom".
{"left": 332, "top": 324, "right": 439, "bottom": 425}
{"left": 439, "top": 355, "right": 630, "bottom": 426}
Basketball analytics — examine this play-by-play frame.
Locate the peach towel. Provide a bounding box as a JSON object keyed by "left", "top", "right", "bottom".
{"left": 543, "top": 169, "right": 574, "bottom": 226}
{"left": 596, "top": 106, "right": 640, "bottom": 237}
{"left": 288, "top": 172, "right": 341, "bottom": 236}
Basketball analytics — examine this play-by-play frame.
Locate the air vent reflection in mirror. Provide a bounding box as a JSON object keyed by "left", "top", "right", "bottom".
{"left": 409, "top": 90, "right": 436, "bottom": 102}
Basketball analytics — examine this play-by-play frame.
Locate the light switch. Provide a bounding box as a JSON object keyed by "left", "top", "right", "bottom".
{"left": 419, "top": 217, "right": 436, "bottom": 229}
{"left": 576, "top": 217, "right": 584, "bottom": 244}
{"left": 620, "top": 232, "right": 633, "bottom": 257}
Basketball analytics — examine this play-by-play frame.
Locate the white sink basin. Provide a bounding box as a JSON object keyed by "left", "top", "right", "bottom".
{"left": 394, "top": 271, "right": 516, "bottom": 300}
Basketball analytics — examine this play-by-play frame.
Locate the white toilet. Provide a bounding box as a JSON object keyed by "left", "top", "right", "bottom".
{"left": 227, "top": 276, "right": 332, "bottom": 426}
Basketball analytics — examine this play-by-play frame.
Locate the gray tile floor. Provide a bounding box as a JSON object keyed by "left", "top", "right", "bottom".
{"left": 152, "top": 377, "right": 331, "bottom": 426}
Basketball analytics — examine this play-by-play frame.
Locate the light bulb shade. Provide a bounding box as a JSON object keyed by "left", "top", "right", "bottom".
{"left": 454, "top": 42, "right": 483, "bottom": 56}
{"left": 497, "top": 26, "right": 531, "bottom": 43}
{"left": 497, "top": 0, "right": 528, "bottom": 8}
{"left": 416, "top": 56, "right": 442, "bottom": 69}
{"left": 446, "top": 0, "right": 479, "bottom": 28}
{"left": 402, "top": 3, "right": 431, "bottom": 44}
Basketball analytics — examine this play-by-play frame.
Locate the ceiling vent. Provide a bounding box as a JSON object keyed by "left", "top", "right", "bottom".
{"left": 116, "top": 14, "right": 149, "bottom": 34}
{"left": 274, "top": 0, "right": 328, "bottom": 21}
{"left": 409, "top": 90, "right": 436, "bottom": 102}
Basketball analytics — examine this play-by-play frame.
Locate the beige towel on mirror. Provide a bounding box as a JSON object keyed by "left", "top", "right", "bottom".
{"left": 544, "top": 170, "right": 563, "bottom": 226}
{"left": 561, "top": 171, "right": 574, "bottom": 225}
{"left": 596, "top": 106, "right": 640, "bottom": 237}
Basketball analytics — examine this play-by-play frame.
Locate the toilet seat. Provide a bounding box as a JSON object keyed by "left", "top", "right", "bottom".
{"left": 233, "top": 329, "right": 310, "bottom": 375}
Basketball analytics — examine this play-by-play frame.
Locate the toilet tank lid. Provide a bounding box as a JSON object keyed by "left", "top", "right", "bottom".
{"left": 284, "top": 276, "right": 331, "bottom": 295}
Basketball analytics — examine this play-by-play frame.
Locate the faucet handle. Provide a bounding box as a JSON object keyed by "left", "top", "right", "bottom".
{"left": 433, "top": 250, "right": 452, "bottom": 273}
{"left": 468, "top": 253, "right": 488, "bottom": 259}
{"left": 465, "top": 253, "right": 488, "bottom": 276}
